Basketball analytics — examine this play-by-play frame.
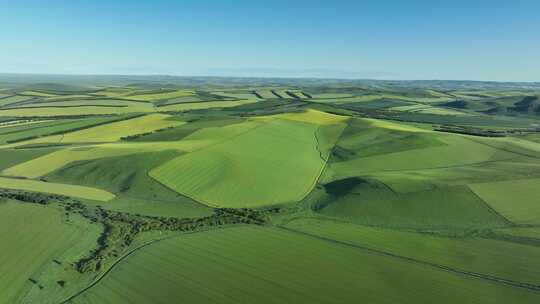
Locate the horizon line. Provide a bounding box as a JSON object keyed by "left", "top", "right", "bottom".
{"left": 0, "top": 72, "right": 539, "bottom": 84}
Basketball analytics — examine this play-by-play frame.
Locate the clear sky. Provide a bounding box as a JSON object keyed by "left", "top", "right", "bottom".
{"left": 1, "top": 0, "right": 539, "bottom": 81}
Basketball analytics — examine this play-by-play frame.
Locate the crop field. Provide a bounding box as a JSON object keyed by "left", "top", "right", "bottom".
{"left": 69, "top": 226, "right": 540, "bottom": 304}
{"left": 0, "top": 147, "right": 61, "bottom": 170}
{"left": 13, "top": 114, "right": 184, "bottom": 145}
{"left": 2, "top": 78, "right": 540, "bottom": 304}
{"left": 0, "top": 116, "right": 130, "bottom": 146}
{"left": 285, "top": 219, "right": 540, "bottom": 286}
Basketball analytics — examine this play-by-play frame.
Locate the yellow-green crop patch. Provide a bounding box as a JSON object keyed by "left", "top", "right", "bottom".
{"left": 20, "top": 91, "right": 58, "bottom": 97}
{"left": 0, "top": 177, "right": 115, "bottom": 201}
{"left": 0, "top": 201, "right": 98, "bottom": 304}
{"left": 151, "top": 111, "right": 346, "bottom": 207}
{"left": 25, "top": 114, "right": 182, "bottom": 144}
{"left": 470, "top": 178, "right": 540, "bottom": 224}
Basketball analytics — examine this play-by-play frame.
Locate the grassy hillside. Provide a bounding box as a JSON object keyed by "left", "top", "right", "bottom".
{"left": 151, "top": 110, "right": 346, "bottom": 207}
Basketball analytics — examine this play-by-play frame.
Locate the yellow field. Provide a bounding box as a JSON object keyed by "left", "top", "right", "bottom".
{"left": 0, "top": 177, "right": 114, "bottom": 201}
{"left": 25, "top": 114, "right": 183, "bottom": 144}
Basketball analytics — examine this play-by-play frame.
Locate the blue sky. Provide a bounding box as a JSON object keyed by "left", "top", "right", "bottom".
{"left": 1, "top": 0, "right": 539, "bottom": 81}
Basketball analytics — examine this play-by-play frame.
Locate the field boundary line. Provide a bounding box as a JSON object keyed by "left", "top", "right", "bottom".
{"left": 468, "top": 137, "right": 540, "bottom": 160}
{"left": 277, "top": 225, "right": 540, "bottom": 293}
{"left": 466, "top": 185, "right": 515, "bottom": 226}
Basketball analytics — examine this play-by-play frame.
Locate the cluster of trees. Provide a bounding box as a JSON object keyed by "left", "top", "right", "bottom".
{"left": 120, "top": 126, "right": 175, "bottom": 141}
{"left": 0, "top": 189, "right": 67, "bottom": 205}
{"left": 71, "top": 204, "right": 274, "bottom": 273}
{"left": 434, "top": 125, "right": 507, "bottom": 137}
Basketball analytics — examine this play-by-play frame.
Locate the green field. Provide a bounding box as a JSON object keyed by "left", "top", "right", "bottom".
{"left": 69, "top": 226, "right": 540, "bottom": 304}
{"left": 285, "top": 219, "right": 540, "bottom": 286}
